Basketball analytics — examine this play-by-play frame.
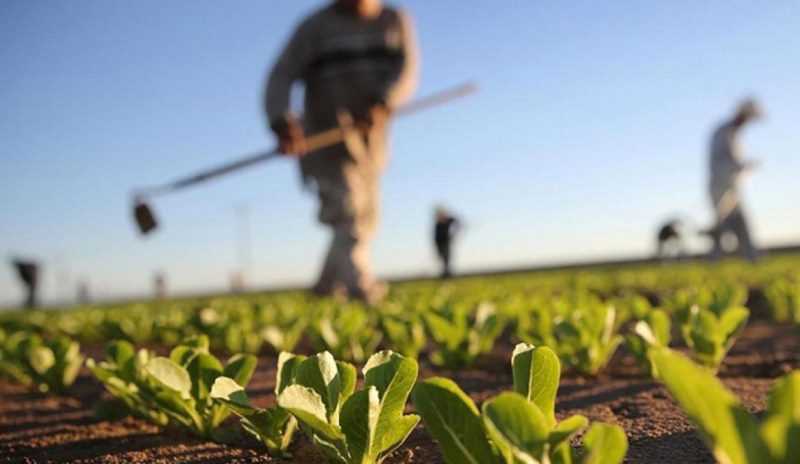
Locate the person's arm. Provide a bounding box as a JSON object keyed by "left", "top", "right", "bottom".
{"left": 265, "top": 23, "right": 312, "bottom": 155}
{"left": 712, "top": 126, "right": 746, "bottom": 182}
{"left": 379, "top": 9, "right": 420, "bottom": 110}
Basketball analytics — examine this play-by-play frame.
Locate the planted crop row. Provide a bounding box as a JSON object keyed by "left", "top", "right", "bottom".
{"left": 2, "top": 277, "right": 797, "bottom": 383}
{"left": 85, "top": 336, "right": 628, "bottom": 463}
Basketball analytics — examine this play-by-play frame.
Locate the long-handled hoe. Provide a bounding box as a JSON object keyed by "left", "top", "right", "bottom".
{"left": 131, "top": 82, "right": 478, "bottom": 235}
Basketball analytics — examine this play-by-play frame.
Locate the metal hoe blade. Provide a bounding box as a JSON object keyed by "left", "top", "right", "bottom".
{"left": 133, "top": 198, "right": 158, "bottom": 235}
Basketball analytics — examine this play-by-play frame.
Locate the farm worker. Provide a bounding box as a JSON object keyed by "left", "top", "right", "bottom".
{"left": 655, "top": 219, "right": 684, "bottom": 260}
{"left": 265, "top": 0, "right": 419, "bottom": 304}
{"left": 707, "top": 99, "right": 762, "bottom": 261}
{"left": 434, "top": 206, "right": 460, "bottom": 278}
{"left": 11, "top": 259, "right": 39, "bottom": 309}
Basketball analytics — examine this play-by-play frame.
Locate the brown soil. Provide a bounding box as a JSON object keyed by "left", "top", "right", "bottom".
{"left": 1, "top": 318, "right": 798, "bottom": 464}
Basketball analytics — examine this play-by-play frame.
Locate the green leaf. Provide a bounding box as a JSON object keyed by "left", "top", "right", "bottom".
{"left": 155, "top": 390, "right": 203, "bottom": 432}
{"left": 766, "top": 371, "right": 800, "bottom": 424}
{"left": 650, "top": 348, "right": 769, "bottom": 464}
{"left": 340, "top": 387, "right": 381, "bottom": 463}
{"left": 364, "top": 352, "right": 416, "bottom": 425}
{"left": 376, "top": 414, "right": 420, "bottom": 461}
{"left": 549, "top": 414, "right": 588, "bottom": 450}
{"left": 719, "top": 307, "right": 749, "bottom": 349}
{"left": 185, "top": 352, "right": 223, "bottom": 402}
{"left": 210, "top": 376, "right": 258, "bottom": 415}
{"left": 361, "top": 351, "right": 420, "bottom": 459}
{"left": 224, "top": 353, "right": 257, "bottom": 388}
{"left": 278, "top": 384, "right": 346, "bottom": 444}
{"left": 649, "top": 310, "right": 672, "bottom": 346}
{"left": 211, "top": 376, "right": 296, "bottom": 456}
{"left": 412, "top": 377, "right": 497, "bottom": 464}
{"left": 296, "top": 352, "right": 346, "bottom": 420}
{"left": 105, "top": 340, "right": 136, "bottom": 366}
{"left": 29, "top": 346, "right": 55, "bottom": 375}
{"left": 337, "top": 360, "right": 358, "bottom": 401}
{"left": 511, "top": 343, "right": 560, "bottom": 429}
{"left": 761, "top": 371, "right": 800, "bottom": 461}
{"left": 169, "top": 345, "right": 196, "bottom": 366}
{"left": 61, "top": 350, "right": 84, "bottom": 388}
{"left": 145, "top": 357, "right": 192, "bottom": 398}
{"left": 276, "top": 352, "right": 306, "bottom": 395}
{"left": 482, "top": 392, "right": 550, "bottom": 463}
{"left": 244, "top": 408, "right": 296, "bottom": 455}
{"left": 581, "top": 422, "right": 628, "bottom": 464}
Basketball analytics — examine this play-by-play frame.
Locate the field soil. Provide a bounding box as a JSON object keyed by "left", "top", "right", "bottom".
{"left": 2, "top": 312, "right": 799, "bottom": 463}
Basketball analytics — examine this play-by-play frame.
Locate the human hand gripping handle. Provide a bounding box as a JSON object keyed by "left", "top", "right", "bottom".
{"left": 270, "top": 103, "right": 388, "bottom": 158}
{"left": 271, "top": 116, "right": 307, "bottom": 157}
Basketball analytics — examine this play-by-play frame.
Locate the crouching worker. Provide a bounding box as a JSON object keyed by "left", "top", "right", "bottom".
{"left": 265, "top": 0, "right": 419, "bottom": 304}
{"left": 655, "top": 219, "right": 684, "bottom": 260}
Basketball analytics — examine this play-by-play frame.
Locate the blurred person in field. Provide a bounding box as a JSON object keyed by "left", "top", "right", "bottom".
{"left": 434, "top": 206, "right": 460, "bottom": 278}
{"left": 655, "top": 219, "right": 684, "bottom": 260}
{"left": 707, "top": 99, "right": 762, "bottom": 261}
{"left": 266, "top": 0, "right": 419, "bottom": 304}
{"left": 154, "top": 271, "right": 167, "bottom": 299}
{"left": 11, "top": 259, "right": 39, "bottom": 309}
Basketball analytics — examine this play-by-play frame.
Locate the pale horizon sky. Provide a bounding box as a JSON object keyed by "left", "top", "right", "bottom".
{"left": 2, "top": 1, "right": 799, "bottom": 307}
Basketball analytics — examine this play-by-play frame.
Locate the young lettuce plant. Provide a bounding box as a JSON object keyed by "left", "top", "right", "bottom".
{"left": 0, "top": 331, "right": 84, "bottom": 394}
{"left": 261, "top": 316, "right": 307, "bottom": 354}
{"left": 257, "top": 297, "right": 309, "bottom": 353}
{"left": 764, "top": 278, "right": 800, "bottom": 324}
{"left": 277, "top": 350, "right": 419, "bottom": 464}
{"left": 210, "top": 352, "right": 305, "bottom": 457}
{"left": 311, "top": 305, "right": 383, "bottom": 364}
{"left": 413, "top": 343, "right": 628, "bottom": 464}
{"left": 192, "top": 305, "right": 263, "bottom": 355}
{"left": 665, "top": 283, "right": 748, "bottom": 326}
{"left": 379, "top": 314, "right": 427, "bottom": 359}
{"left": 424, "top": 302, "right": 504, "bottom": 369}
{"left": 554, "top": 304, "right": 623, "bottom": 376}
{"left": 611, "top": 293, "right": 653, "bottom": 325}
{"left": 651, "top": 347, "right": 800, "bottom": 464}
{"left": 0, "top": 330, "right": 35, "bottom": 386}
{"left": 704, "top": 283, "right": 749, "bottom": 318}
{"left": 624, "top": 309, "right": 672, "bottom": 378}
{"left": 514, "top": 298, "right": 558, "bottom": 350}
{"left": 143, "top": 335, "right": 257, "bottom": 442}
{"left": 86, "top": 339, "right": 168, "bottom": 425}
{"left": 680, "top": 304, "right": 748, "bottom": 372}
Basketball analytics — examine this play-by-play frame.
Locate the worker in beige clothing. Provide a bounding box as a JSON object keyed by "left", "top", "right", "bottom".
{"left": 265, "top": 0, "right": 419, "bottom": 304}
{"left": 707, "top": 99, "right": 762, "bottom": 261}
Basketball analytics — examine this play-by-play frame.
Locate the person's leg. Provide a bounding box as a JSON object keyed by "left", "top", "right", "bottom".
{"left": 25, "top": 283, "right": 35, "bottom": 308}
{"left": 443, "top": 248, "right": 451, "bottom": 277}
{"left": 312, "top": 161, "right": 383, "bottom": 304}
{"left": 729, "top": 206, "right": 758, "bottom": 261}
{"left": 708, "top": 225, "right": 724, "bottom": 260}
{"left": 312, "top": 175, "right": 349, "bottom": 296}
{"left": 342, "top": 163, "right": 385, "bottom": 304}
{"left": 709, "top": 209, "right": 731, "bottom": 261}
{"left": 313, "top": 233, "right": 337, "bottom": 296}
{"left": 436, "top": 241, "right": 447, "bottom": 276}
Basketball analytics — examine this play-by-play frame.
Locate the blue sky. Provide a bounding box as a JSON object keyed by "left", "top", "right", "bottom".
{"left": 2, "top": 1, "right": 799, "bottom": 305}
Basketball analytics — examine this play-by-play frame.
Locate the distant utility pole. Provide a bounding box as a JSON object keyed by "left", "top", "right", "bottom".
{"left": 233, "top": 203, "right": 252, "bottom": 292}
